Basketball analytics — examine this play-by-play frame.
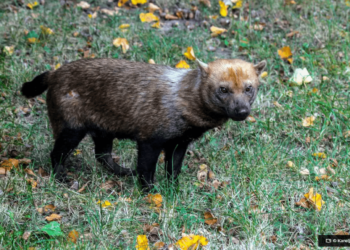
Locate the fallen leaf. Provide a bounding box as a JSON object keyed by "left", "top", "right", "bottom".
{"left": 154, "top": 241, "right": 165, "bottom": 249}
{"left": 3, "top": 46, "right": 15, "bottom": 56}
{"left": 286, "top": 30, "right": 299, "bottom": 38}
{"left": 299, "top": 168, "right": 310, "bottom": 175}
{"left": 88, "top": 12, "right": 97, "bottom": 19}
{"left": 100, "top": 180, "right": 117, "bottom": 190}
{"left": 197, "top": 169, "right": 207, "bottom": 182}
{"left": 286, "top": 161, "right": 295, "bottom": 168}
{"left": 78, "top": 182, "right": 89, "bottom": 193}
{"left": 313, "top": 152, "right": 326, "bottom": 159}
{"left": 343, "top": 130, "right": 350, "bottom": 138}
{"left": 334, "top": 230, "right": 350, "bottom": 235}
{"left": 149, "top": 3, "right": 160, "bottom": 13}
{"left": 260, "top": 71, "right": 268, "bottom": 78}
{"left": 27, "top": 37, "right": 38, "bottom": 44}
{"left": 24, "top": 168, "right": 36, "bottom": 176}
{"left": 113, "top": 38, "right": 129, "bottom": 53}
{"left": 246, "top": 115, "right": 256, "bottom": 123}
{"left": 44, "top": 204, "right": 56, "bottom": 212}
{"left": 38, "top": 167, "right": 49, "bottom": 177}
{"left": 100, "top": 8, "right": 118, "bottom": 16}
{"left": 176, "top": 234, "right": 209, "bottom": 250}
{"left": 329, "top": 158, "right": 338, "bottom": 168}
{"left": 131, "top": 0, "right": 147, "bottom": 4}
{"left": 199, "top": 0, "right": 211, "bottom": 7}
{"left": 204, "top": 211, "right": 217, "bottom": 225}
{"left": 77, "top": 1, "right": 90, "bottom": 9}
{"left": 68, "top": 230, "right": 79, "bottom": 244}
{"left": 165, "top": 14, "right": 178, "bottom": 20}
{"left": 315, "top": 175, "right": 330, "bottom": 181}
{"left": 22, "top": 231, "right": 31, "bottom": 240}
{"left": 273, "top": 101, "right": 283, "bottom": 109}
{"left": 208, "top": 170, "right": 215, "bottom": 180}
{"left": 232, "top": 0, "right": 243, "bottom": 9}
{"left": 40, "top": 25, "right": 54, "bottom": 35}
{"left": 295, "top": 197, "right": 310, "bottom": 209}
{"left": 45, "top": 213, "right": 61, "bottom": 222}
{"left": 148, "top": 59, "right": 155, "bottom": 64}
{"left": 184, "top": 47, "right": 196, "bottom": 61}
{"left": 139, "top": 13, "right": 159, "bottom": 23}
{"left": 55, "top": 63, "right": 61, "bottom": 70}
{"left": 210, "top": 26, "right": 227, "bottom": 37}
{"left": 1, "top": 159, "right": 19, "bottom": 170}
{"left": 146, "top": 193, "right": 162, "bottom": 207}
{"left": 0, "top": 168, "right": 7, "bottom": 175}
{"left": 119, "top": 24, "right": 130, "bottom": 29}
{"left": 219, "top": 1, "right": 228, "bottom": 17}
{"left": 27, "top": 178, "right": 37, "bottom": 188}
{"left": 175, "top": 60, "right": 190, "bottom": 69}
{"left": 118, "top": 0, "right": 128, "bottom": 7}
{"left": 73, "top": 149, "right": 82, "bottom": 156}
{"left": 18, "top": 158, "right": 32, "bottom": 165}
{"left": 211, "top": 179, "right": 221, "bottom": 189}
{"left": 209, "top": 15, "right": 219, "bottom": 20}
{"left": 278, "top": 46, "right": 292, "bottom": 60}
{"left": 302, "top": 116, "right": 315, "bottom": 127}
{"left": 304, "top": 188, "right": 325, "bottom": 211}
{"left": 326, "top": 166, "right": 336, "bottom": 175}
{"left": 290, "top": 68, "right": 313, "bottom": 86}
{"left": 151, "top": 21, "right": 161, "bottom": 29}
{"left": 97, "top": 200, "right": 112, "bottom": 208}
{"left": 136, "top": 235, "right": 150, "bottom": 250}
{"left": 27, "top": 1, "right": 39, "bottom": 9}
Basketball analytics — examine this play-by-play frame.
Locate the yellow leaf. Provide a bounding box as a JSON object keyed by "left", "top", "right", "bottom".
{"left": 27, "top": 178, "right": 37, "bottom": 188}
{"left": 119, "top": 24, "right": 130, "bottom": 29}
{"left": 146, "top": 193, "right": 162, "bottom": 207}
{"left": 286, "top": 161, "right": 294, "bottom": 168}
{"left": 139, "top": 12, "right": 159, "bottom": 23}
{"left": 154, "top": 241, "right": 165, "bottom": 249}
{"left": 176, "top": 234, "right": 208, "bottom": 250}
{"left": 304, "top": 188, "right": 325, "bottom": 211}
{"left": 183, "top": 47, "right": 196, "bottom": 61}
{"left": 55, "top": 63, "right": 61, "bottom": 70}
{"left": 113, "top": 38, "right": 130, "bottom": 53}
{"left": 45, "top": 213, "right": 61, "bottom": 221}
{"left": 27, "top": 1, "right": 39, "bottom": 9}
{"left": 73, "top": 149, "right": 82, "bottom": 156}
{"left": 278, "top": 46, "right": 292, "bottom": 59}
{"left": 148, "top": 59, "right": 155, "bottom": 64}
{"left": 1, "top": 159, "right": 19, "bottom": 170}
{"left": 151, "top": 21, "right": 161, "bottom": 29}
{"left": 136, "top": 235, "right": 150, "bottom": 250}
{"left": 118, "top": 0, "right": 128, "bottom": 7}
{"left": 210, "top": 26, "right": 227, "bottom": 37}
{"left": 302, "top": 116, "right": 315, "bottom": 127}
{"left": 312, "top": 152, "right": 326, "bottom": 159}
{"left": 219, "top": 1, "right": 228, "bottom": 17}
{"left": 3, "top": 46, "right": 15, "bottom": 56}
{"left": 97, "top": 200, "right": 112, "bottom": 208}
{"left": 88, "top": 12, "right": 97, "bottom": 18}
{"left": 175, "top": 60, "right": 190, "bottom": 69}
{"left": 346, "top": 0, "right": 350, "bottom": 7}
{"left": 27, "top": 37, "right": 38, "bottom": 44}
{"left": 40, "top": 25, "right": 54, "bottom": 35}
{"left": 232, "top": 0, "right": 243, "bottom": 9}
{"left": 68, "top": 230, "right": 79, "bottom": 244}
{"left": 209, "top": 15, "right": 218, "bottom": 20}
{"left": 131, "top": 0, "right": 147, "bottom": 5}
{"left": 260, "top": 71, "right": 268, "bottom": 78}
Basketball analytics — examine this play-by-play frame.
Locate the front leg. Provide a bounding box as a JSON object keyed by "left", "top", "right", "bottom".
{"left": 137, "top": 141, "right": 163, "bottom": 192}
{"left": 164, "top": 141, "right": 189, "bottom": 184}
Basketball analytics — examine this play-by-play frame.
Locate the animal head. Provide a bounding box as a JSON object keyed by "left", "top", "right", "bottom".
{"left": 197, "top": 58, "right": 266, "bottom": 121}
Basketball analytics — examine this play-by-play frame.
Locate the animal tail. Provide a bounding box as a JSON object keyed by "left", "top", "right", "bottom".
{"left": 21, "top": 71, "right": 50, "bottom": 98}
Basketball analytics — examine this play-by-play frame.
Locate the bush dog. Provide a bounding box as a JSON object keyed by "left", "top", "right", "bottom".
{"left": 21, "top": 58, "right": 266, "bottom": 192}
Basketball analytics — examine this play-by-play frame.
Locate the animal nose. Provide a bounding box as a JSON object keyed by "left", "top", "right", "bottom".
{"left": 234, "top": 108, "right": 249, "bottom": 117}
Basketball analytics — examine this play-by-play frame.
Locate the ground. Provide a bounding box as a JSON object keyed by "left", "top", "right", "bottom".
{"left": 0, "top": 0, "right": 350, "bottom": 249}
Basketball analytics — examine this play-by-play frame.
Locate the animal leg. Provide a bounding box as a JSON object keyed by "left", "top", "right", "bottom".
{"left": 164, "top": 142, "right": 189, "bottom": 184}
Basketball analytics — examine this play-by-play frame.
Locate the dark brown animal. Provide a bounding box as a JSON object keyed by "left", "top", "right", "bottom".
{"left": 21, "top": 58, "right": 266, "bottom": 191}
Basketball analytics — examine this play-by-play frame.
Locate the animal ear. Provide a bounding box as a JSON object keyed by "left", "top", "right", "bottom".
{"left": 196, "top": 59, "right": 209, "bottom": 75}
{"left": 254, "top": 60, "right": 267, "bottom": 76}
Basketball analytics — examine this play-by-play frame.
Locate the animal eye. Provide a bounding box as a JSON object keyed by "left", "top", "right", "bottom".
{"left": 245, "top": 86, "right": 252, "bottom": 92}
{"left": 220, "top": 87, "right": 228, "bottom": 93}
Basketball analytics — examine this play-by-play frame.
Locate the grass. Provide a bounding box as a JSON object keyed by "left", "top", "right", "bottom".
{"left": 0, "top": 0, "right": 350, "bottom": 249}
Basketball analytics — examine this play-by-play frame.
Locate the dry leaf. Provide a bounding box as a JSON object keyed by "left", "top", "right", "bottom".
{"left": 0, "top": 167, "right": 7, "bottom": 175}
{"left": 212, "top": 179, "right": 221, "bottom": 189}
{"left": 208, "top": 170, "right": 215, "bottom": 180}
{"left": 27, "top": 1, "right": 39, "bottom": 9}
{"left": 78, "top": 182, "right": 89, "bottom": 193}
{"left": 148, "top": 59, "right": 155, "bottom": 64}
{"left": 113, "top": 38, "right": 129, "bottom": 53}
{"left": 295, "top": 197, "right": 310, "bottom": 209}
{"left": 18, "top": 158, "right": 32, "bottom": 165}
{"left": 45, "top": 213, "right": 62, "bottom": 221}
{"left": 278, "top": 46, "right": 292, "bottom": 59}
{"left": 149, "top": 3, "right": 160, "bottom": 13}
{"left": 197, "top": 169, "right": 207, "bottom": 182}
{"left": 100, "top": 180, "right": 117, "bottom": 190}
{"left": 101, "top": 8, "right": 118, "bottom": 16}
{"left": 219, "top": 1, "right": 228, "bottom": 17}
{"left": 154, "top": 241, "right": 165, "bottom": 249}
{"left": 210, "top": 26, "right": 227, "bottom": 37}
{"left": 97, "top": 200, "right": 112, "bottom": 208}
{"left": 131, "top": 0, "right": 147, "bottom": 5}
{"left": 326, "top": 166, "right": 336, "bottom": 175}
{"left": 315, "top": 175, "right": 330, "bottom": 181}
{"left": 334, "top": 230, "right": 350, "bottom": 235}
{"left": 73, "top": 149, "right": 82, "bottom": 156}
{"left": 302, "top": 116, "right": 315, "bottom": 127}
{"left": 260, "top": 71, "right": 268, "bottom": 78}
{"left": 136, "top": 235, "right": 150, "bottom": 250}
{"left": 27, "top": 37, "right": 38, "bottom": 44}
{"left": 88, "top": 12, "right": 97, "bottom": 18}
{"left": 151, "top": 21, "right": 160, "bottom": 29}
{"left": 139, "top": 13, "right": 159, "bottom": 23}
{"left": 290, "top": 68, "right": 313, "bottom": 86}
{"left": 204, "top": 211, "right": 218, "bottom": 225}
{"left": 286, "top": 161, "right": 295, "bottom": 168}
{"left": 312, "top": 152, "right": 326, "bottom": 159}
{"left": 199, "top": 0, "right": 211, "bottom": 7}
{"left": 44, "top": 204, "right": 56, "bottom": 212}
{"left": 22, "top": 231, "right": 31, "bottom": 240}
{"left": 304, "top": 188, "right": 325, "bottom": 211}
{"left": 176, "top": 234, "right": 209, "bottom": 249}
{"left": 3, "top": 46, "right": 15, "bottom": 56}
{"left": 343, "top": 130, "right": 350, "bottom": 138}
{"left": 299, "top": 168, "right": 310, "bottom": 175}
{"left": 246, "top": 115, "right": 256, "bottom": 123}
{"left": 146, "top": 193, "right": 162, "bottom": 207}
{"left": 118, "top": 0, "right": 128, "bottom": 7}
{"left": 77, "top": 1, "right": 90, "bottom": 9}
{"left": 175, "top": 60, "right": 190, "bottom": 69}
{"left": 40, "top": 25, "right": 54, "bottom": 35}
{"left": 27, "top": 178, "right": 37, "bottom": 188}
{"left": 24, "top": 168, "right": 36, "bottom": 176}
{"left": 54, "top": 63, "right": 61, "bottom": 70}
{"left": 232, "top": 0, "right": 243, "bottom": 9}
{"left": 183, "top": 47, "right": 196, "bottom": 61}
{"left": 38, "top": 167, "right": 49, "bottom": 177}
{"left": 68, "top": 230, "right": 79, "bottom": 244}
{"left": 165, "top": 14, "right": 178, "bottom": 20}
{"left": 1, "top": 159, "right": 19, "bottom": 170}
{"left": 286, "top": 30, "right": 299, "bottom": 38}
{"left": 273, "top": 101, "right": 283, "bottom": 109}
{"left": 329, "top": 158, "right": 338, "bottom": 168}
{"left": 119, "top": 24, "right": 130, "bottom": 29}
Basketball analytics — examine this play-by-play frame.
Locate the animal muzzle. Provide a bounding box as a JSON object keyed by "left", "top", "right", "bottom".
{"left": 229, "top": 106, "right": 250, "bottom": 121}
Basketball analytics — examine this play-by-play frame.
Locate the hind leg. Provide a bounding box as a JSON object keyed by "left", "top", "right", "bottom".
{"left": 50, "top": 127, "right": 87, "bottom": 181}
{"left": 92, "top": 134, "right": 136, "bottom": 176}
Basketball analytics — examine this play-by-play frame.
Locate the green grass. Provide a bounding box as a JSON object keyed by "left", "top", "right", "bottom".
{"left": 0, "top": 0, "right": 350, "bottom": 249}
